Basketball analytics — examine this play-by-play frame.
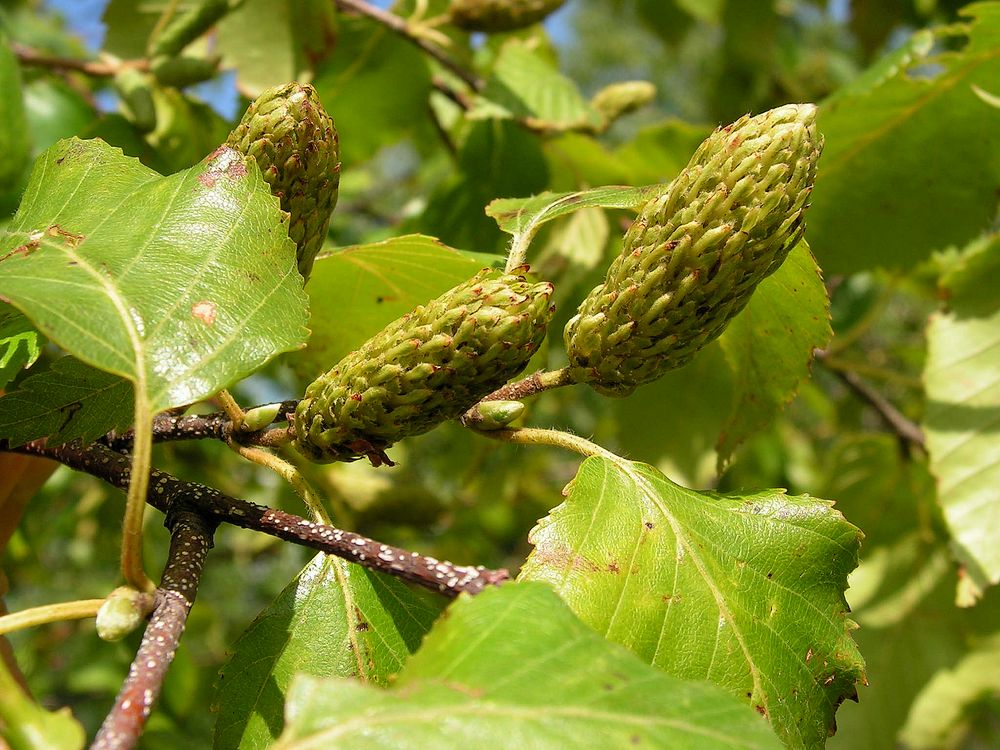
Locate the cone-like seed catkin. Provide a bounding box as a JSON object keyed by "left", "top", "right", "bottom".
{"left": 565, "top": 103, "right": 823, "bottom": 397}
{"left": 226, "top": 83, "right": 340, "bottom": 280}
{"left": 293, "top": 269, "right": 554, "bottom": 463}
{"left": 450, "top": 0, "right": 566, "bottom": 32}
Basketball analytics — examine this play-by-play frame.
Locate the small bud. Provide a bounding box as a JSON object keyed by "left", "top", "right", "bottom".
{"left": 96, "top": 586, "right": 155, "bottom": 642}
{"left": 240, "top": 402, "right": 283, "bottom": 432}
{"left": 463, "top": 400, "right": 525, "bottom": 430}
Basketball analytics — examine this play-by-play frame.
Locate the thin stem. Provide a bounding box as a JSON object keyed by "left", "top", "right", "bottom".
{"left": 472, "top": 425, "right": 617, "bottom": 461}
{"left": 819, "top": 358, "right": 926, "bottom": 451}
{"left": 229, "top": 443, "right": 332, "bottom": 524}
{"left": 121, "top": 399, "right": 155, "bottom": 593}
{"left": 334, "top": 0, "right": 483, "bottom": 91}
{"left": 102, "top": 401, "right": 297, "bottom": 450}
{"left": 92, "top": 510, "right": 214, "bottom": 750}
{"left": 213, "top": 389, "right": 245, "bottom": 429}
{"left": 0, "top": 599, "right": 104, "bottom": 636}
{"left": 818, "top": 355, "right": 922, "bottom": 389}
{"left": 12, "top": 43, "right": 147, "bottom": 78}
{"left": 11, "top": 441, "right": 507, "bottom": 597}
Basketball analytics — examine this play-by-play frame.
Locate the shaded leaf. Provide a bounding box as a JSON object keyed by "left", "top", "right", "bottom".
{"left": 0, "top": 305, "right": 43, "bottom": 391}
{"left": 0, "top": 33, "right": 31, "bottom": 210}
{"left": 924, "top": 233, "right": 1000, "bottom": 603}
{"left": 214, "top": 553, "right": 443, "bottom": 750}
{"left": 520, "top": 457, "right": 865, "bottom": 748}
{"left": 0, "top": 656, "right": 84, "bottom": 750}
{"left": 312, "top": 15, "right": 432, "bottom": 167}
{"left": 810, "top": 4, "right": 1000, "bottom": 273}
{"left": 416, "top": 119, "right": 550, "bottom": 253}
{"left": 0, "top": 357, "right": 133, "bottom": 448}
{"left": 470, "top": 41, "right": 603, "bottom": 131}
{"left": 0, "top": 138, "right": 308, "bottom": 413}
{"left": 612, "top": 343, "right": 734, "bottom": 486}
{"left": 274, "top": 582, "right": 782, "bottom": 749}
{"left": 291, "top": 235, "right": 495, "bottom": 378}
{"left": 899, "top": 632, "right": 1000, "bottom": 749}
{"left": 717, "top": 243, "right": 832, "bottom": 465}
{"left": 218, "top": 0, "right": 337, "bottom": 96}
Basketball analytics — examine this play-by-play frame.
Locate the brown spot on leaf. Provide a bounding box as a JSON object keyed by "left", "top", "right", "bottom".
{"left": 191, "top": 300, "right": 217, "bottom": 325}
{"left": 226, "top": 161, "right": 247, "bottom": 179}
{"left": 607, "top": 561, "right": 620, "bottom": 574}
{"left": 644, "top": 521, "right": 654, "bottom": 530}
{"left": 755, "top": 705, "right": 768, "bottom": 718}
{"left": 199, "top": 172, "right": 219, "bottom": 188}
{"left": 530, "top": 544, "right": 600, "bottom": 573}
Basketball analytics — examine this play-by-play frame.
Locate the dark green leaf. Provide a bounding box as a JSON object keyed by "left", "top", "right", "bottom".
{"left": 312, "top": 15, "right": 431, "bottom": 167}
{"left": 0, "top": 138, "right": 308, "bottom": 413}
{"left": 274, "top": 582, "right": 782, "bottom": 749}
{"left": 214, "top": 554, "right": 443, "bottom": 750}
{"left": 0, "top": 357, "right": 133, "bottom": 448}
{"left": 716, "top": 243, "right": 832, "bottom": 465}
{"left": 470, "top": 41, "right": 603, "bottom": 131}
{"left": 218, "top": 0, "right": 337, "bottom": 96}
{"left": 810, "top": 5, "right": 1000, "bottom": 273}
{"left": 520, "top": 457, "right": 865, "bottom": 748}
{"left": 0, "top": 33, "right": 31, "bottom": 206}
{"left": 0, "top": 305, "right": 43, "bottom": 391}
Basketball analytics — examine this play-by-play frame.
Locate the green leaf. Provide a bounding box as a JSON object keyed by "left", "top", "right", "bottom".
{"left": 0, "top": 138, "right": 308, "bottom": 414}
{"left": 613, "top": 119, "right": 713, "bottom": 185}
{"left": 214, "top": 553, "right": 443, "bottom": 750}
{"left": 312, "top": 15, "right": 432, "bottom": 167}
{"left": 291, "top": 235, "right": 492, "bottom": 378}
{"left": 486, "top": 183, "right": 658, "bottom": 268}
{"left": 809, "top": 4, "right": 1000, "bottom": 273}
{"left": 274, "top": 582, "right": 782, "bottom": 749}
{"left": 611, "top": 343, "right": 735, "bottom": 486}
{"left": 415, "top": 118, "right": 550, "bottom": 253}
{"left": 218, "top": 0, "right": 337, "bottom": 96}
{"left": 0, "top": 658, "right": 85, "bottom": 750}
{"left": 0, "top": 356, "right": 133, "bottom": 448}
{"left": 470, "top": 41, "right": 604, "bottom": 131}
{"left": 487, "top": 184, "right": 657, "bottom": 237}
{"left": 899, "top": 632, "right": 1000, "bottom": 749}
{"left": 102, "top": 0, "right": 178, "bottom": 59}
{"left": 0, "top": 305, "right": 43, "bottom": 391}
{"left": 716, "top": 243, "right": 832, "bottom": 465}
{"left": 519, "top": 457, "right": 865, "bottom": 748}
{"left": 0, "top": 33, "right": 31, "bottom": 205}
{"left": 924, "top": 233, "right": 1000, "bottom": 604}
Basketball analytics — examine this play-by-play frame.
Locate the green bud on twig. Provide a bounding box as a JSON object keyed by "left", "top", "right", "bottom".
{"left": 449, "top": 0, "right": 567, "bottom": 32}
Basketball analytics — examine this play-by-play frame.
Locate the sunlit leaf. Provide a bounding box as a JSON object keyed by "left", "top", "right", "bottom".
{"left": 924, "top": 233, "right": 1000, "bottom": 603}
{"left": 274, "top": 583, "right": 782, "bottom": 749}
{"left": 470, "top": 41, "right": 603, "bottom": 131}
{"left": 0, "top": 138, "right": 308, "bottom": 413}
{"left": 520, "top": 457, "right": 865, "bottom": 748}
{"left": 214, "top": 554, "right": 443, "bottom": 750}
{"left": 810, "top": 5, "right": 1000, "bottom": 273}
